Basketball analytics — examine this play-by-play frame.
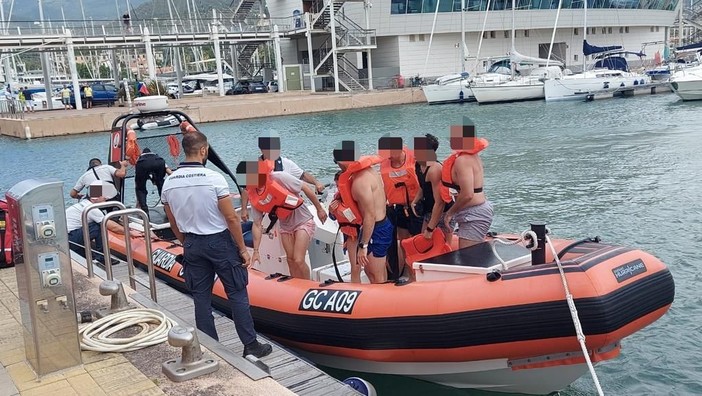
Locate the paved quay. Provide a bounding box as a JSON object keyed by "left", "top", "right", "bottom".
{"left": 0, "top": 262, "right": 359, "bottom": 396}
{"left": 0, "top": 88, "right": 427, "bottom": 139}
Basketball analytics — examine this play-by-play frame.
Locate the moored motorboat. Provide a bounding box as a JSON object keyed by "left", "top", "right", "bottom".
{"left": 669, "top": 65, "right": 702, "bottom": 101}
{"left": 101, "top": 111, "right": 674, "bottom": 395}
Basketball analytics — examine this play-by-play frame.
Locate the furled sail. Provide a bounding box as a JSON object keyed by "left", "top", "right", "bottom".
{"left": 509, "top": 48, "right": 563, "bottom": 67}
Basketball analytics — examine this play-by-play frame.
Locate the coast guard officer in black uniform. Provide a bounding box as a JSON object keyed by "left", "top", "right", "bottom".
{"left": 161, "top": 131, "right": 272, "bottom": 358}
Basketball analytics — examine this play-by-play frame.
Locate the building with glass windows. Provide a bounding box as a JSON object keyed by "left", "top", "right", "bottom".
{"left": 340, "top": 0, "right": 679, "bottom": 80}
{"left": 265, "top": 0, "right": 678, "bottom": 91}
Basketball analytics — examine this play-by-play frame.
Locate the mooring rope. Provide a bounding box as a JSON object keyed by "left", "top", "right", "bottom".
{"left": 545, "top": 234, "right": 605, "bottom": 396}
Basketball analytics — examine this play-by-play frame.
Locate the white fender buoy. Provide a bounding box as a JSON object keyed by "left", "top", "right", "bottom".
{"left": 24, "top": 126, "right": 32, "bottom": 140}
{"left": 343, "top": 377, "right": 377, "bottom": 396}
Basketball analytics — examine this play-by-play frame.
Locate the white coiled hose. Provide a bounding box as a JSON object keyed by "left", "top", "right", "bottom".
{"left": 79, "top": 309, "right": 177, "bottom": 353}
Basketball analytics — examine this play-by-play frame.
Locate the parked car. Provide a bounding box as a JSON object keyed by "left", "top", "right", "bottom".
{"left": 248, "top": 81, "right": 267, "bottom": 94}
{"left": 69, "top": 83, "right": 118, "bottom": 108}
{"left": 266, "top": 81, "right": 279, "bottom": 92}
{"left": 225, "top": 80, "right": 253, "bottom": 95}
{"left": 166, "top": 82, "right": 194, "bottom": 97}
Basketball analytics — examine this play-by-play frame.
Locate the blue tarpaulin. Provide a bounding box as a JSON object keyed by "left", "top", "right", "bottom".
{"left": 583, "top": 40, "right": 623, "bottom": 56}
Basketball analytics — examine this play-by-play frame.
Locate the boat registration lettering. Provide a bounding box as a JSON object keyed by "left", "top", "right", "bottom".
{"left": 152, "top": 249, "right": 178, "bottom": 272}
{"left": 612, "top": 259, "right": 647, "bottom": 283}
{"left": 299, "top": 289, "right": 361, "bottom": 314}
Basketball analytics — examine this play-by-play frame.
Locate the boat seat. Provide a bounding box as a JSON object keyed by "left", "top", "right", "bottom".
{"left": 413, "top": 242, "right": 531, "bottom": 282}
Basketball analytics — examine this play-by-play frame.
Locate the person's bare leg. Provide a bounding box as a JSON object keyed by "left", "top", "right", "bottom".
{"left": 366, "top": 254, "right": 388, "bottom": 284}
{"left": 347, "top": 237, "right": 361, "bottom": 283}
{"left": 290, "top": 229, "right": 311, "bottom": 279}
{"left": 281, "top": 232, "right": 310, "bottom": 279}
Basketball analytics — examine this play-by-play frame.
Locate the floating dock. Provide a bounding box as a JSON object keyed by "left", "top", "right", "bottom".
{"left": 584, "top": 81, "right": 671, "bottom": 101}
{"left": 0, "top": 259, "right": 361, "bottom": 395}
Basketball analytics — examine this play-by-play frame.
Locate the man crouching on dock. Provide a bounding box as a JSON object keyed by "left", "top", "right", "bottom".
{"left": 330, "top": 141, "right": 393, "bottom": 284}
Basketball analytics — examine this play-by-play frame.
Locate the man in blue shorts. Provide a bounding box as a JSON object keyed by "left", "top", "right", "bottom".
{"left": 332, "top": 141, "right": 394, "bottom": 284}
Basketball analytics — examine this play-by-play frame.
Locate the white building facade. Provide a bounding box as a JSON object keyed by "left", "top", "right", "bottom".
{"left": 268, "top": 1, "right": 680, "bottom": 89}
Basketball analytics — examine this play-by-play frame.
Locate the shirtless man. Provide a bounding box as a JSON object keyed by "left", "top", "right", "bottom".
{"left": 442, "top": 120, "right": 494, "bottom": 249}
{"left": 330, "top": 141, "right": 393, "bottom": 284}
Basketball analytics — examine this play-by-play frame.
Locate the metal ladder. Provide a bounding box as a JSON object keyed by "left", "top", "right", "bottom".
{"left": 81, "top": 202, "right": 158, "bottom": 302}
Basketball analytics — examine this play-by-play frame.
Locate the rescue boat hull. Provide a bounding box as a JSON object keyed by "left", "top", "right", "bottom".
{"left": 107, "top": 233, "right": 674, "bottom": 395}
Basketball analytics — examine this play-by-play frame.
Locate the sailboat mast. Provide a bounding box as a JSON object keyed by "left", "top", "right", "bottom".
{"left": 511, "top": 0, "right": 516, "bottom": 51}
{"left": 460, "top": 0, "right": 466, "bottom": 72}
{"left": 475, "top": 0, "right": 491, "bottom": 68}
{"left": 510, "top": 0, "right": 516, "bottom": 78}
{"left": 583, "top": 0, "right": 587, "bottom": 71}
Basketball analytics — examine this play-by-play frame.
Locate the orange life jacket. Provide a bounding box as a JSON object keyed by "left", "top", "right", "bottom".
{"left": 330, "top": 191, "right": 360, "bottom": 239}
{"left": 380, "top": 147, "right": 420, "bottom": 206}
{"left": 335, "top": 155, "right": 383, "bottom": 233}
{"left": 180, "top": 121, "right": 197, "bottom": 134}
{"left": 440, "top": 138, "right": 489, "bottom": 204}
{"left": 246, "top": 178, "right": 303, "bottom": 220}
{"left": 125, "top": 129, "right": 141, "bottom": 166}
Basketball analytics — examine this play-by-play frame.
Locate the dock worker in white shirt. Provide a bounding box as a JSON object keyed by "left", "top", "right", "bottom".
{"left": 70, "top": 157, "right": 129, "bottom": 202}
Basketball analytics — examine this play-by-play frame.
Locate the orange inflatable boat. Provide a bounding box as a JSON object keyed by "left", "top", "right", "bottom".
{"left": 103, "top": 111, "right": 674, "bottom": 395}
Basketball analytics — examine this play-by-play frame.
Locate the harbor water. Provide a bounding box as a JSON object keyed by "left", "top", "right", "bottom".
{"left": 1, "top": 93, "right": 700, "bottom": 395}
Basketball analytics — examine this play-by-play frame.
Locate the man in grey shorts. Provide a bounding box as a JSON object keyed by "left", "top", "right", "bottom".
{"left": 441, "top": 118, "right": 494, "bottom": 249}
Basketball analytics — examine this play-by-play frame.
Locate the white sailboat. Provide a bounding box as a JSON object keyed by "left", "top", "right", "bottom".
{"left": 471, "top": 0, "right": 563, "bottom": 104}
{"left": 422, "top": 0, "right": 512, "bottom": 104}
{"left": 422, "top": 0, "right": 473, "bottom": 104}
{"left": 543, "top": 0, "right": 650, "bottom": 101}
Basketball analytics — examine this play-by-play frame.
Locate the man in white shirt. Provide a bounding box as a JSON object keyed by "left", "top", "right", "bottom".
{"left": 70, "top": 158, "right": 129, "bottom": 201}
{"left": 66, "top": 181, "right": 141, "bottom": 264}
{"left": 161, "top": 130, "right": 272, "bottom": 359}
{"left": 257, "top": 131, "right": 325, "bottom": 192}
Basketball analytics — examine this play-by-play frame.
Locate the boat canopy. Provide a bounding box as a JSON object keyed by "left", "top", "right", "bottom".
{"left": 583, "top": 40, "right": 623, "bottom": 56}
{"left": 594, "top": 56, "right": 630, "bottom": 71}
{"left": 675, "top": 41, "right": 702, "bottom": 52}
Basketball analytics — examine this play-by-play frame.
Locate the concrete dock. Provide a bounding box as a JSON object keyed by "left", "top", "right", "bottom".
{"left": 0, "top": 260, "right": 361, "bottom": 396}
{"left": 0, "top": 88, "right": 427, "bottom": 139}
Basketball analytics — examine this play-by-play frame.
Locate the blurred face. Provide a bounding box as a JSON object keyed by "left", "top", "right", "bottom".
{"left": 259, "top": 137, "right": 281, "bottom": 160}
{"left": 449, "top": 124, "right": 476, "bottom": 151}
{"left": 240, "top": 161, "right": 268, "bottom": 187}
{"left": 378, "top": 137, "right": 403, "bottom": 160}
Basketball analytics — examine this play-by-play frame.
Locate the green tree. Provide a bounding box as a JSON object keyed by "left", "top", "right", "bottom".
{"left": 99, "top": 65, "right": 112, "bottom": 79}
{"left": 76, "top": 63, "right": 92, "bottom": 79}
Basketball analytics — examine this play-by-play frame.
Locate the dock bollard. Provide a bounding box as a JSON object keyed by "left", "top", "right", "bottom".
{"left": 162, "top": 326, "right": 219, "bottom": 382}
{"left": 95, "top": 280, "right": 137, "bottom": 318}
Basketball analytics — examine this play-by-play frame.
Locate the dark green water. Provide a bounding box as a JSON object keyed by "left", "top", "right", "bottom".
{"left": 1, "top": 93, "right": 700, "bottom": 395}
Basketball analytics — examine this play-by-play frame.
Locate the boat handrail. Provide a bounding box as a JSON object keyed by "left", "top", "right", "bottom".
{"left": 100, "top": 208, "right": 158, "bottom": 303}
{"left": 81, "top": 201, "right": 127, "bottom": 278}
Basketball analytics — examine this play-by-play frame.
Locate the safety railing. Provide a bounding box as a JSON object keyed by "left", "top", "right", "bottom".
{"left": 81, "top": 201, "right": 126, "bottom": 277}
{"left": 0, "top": 98, "right": 25, "bottom": 119}
{"left": 2, "top": 16, "right": 294, "bottom": 38}
{"left": 99, "top": 208, "right": 158, "bottom": 303}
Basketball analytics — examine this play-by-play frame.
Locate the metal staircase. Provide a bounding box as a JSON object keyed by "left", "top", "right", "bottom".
{"left": 307, "top": 0, "right": 376, "bottom": 91}
{"left": 232, "top": 0, "right": 258, "bottom": 20}
{"left": 237, "top": 43, "right": 260, "bottom": 78}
